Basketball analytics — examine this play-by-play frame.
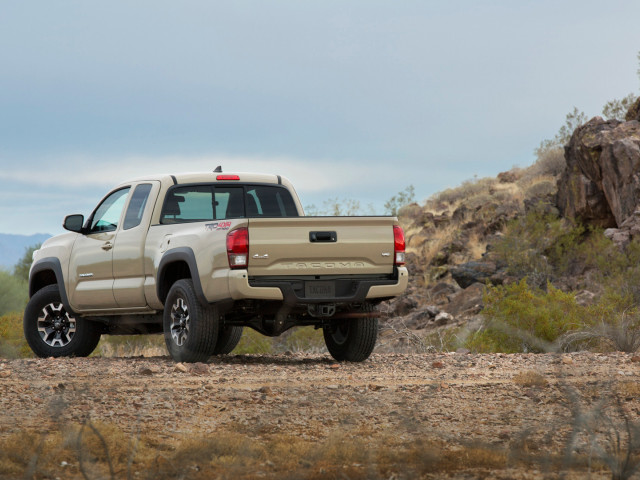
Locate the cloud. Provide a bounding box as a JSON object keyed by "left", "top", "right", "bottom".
{"left": 0, "top": 153, "right": 372, "bottom": 193}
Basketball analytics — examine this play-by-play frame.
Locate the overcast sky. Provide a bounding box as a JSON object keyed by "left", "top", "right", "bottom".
{"left": 1, "top": 1, "right": 639, "bottom": 235}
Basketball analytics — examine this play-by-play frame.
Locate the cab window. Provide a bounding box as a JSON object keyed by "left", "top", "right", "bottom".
{"left": 88, "top": 188, "right": 131, "bottom": 233}
{"left": 123, "top": 184, "right": 153, "bottom": 230}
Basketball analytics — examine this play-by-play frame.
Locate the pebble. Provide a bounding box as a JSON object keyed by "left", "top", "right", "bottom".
{"left": 174, "top": 363, "right": 189, "bottom": 373}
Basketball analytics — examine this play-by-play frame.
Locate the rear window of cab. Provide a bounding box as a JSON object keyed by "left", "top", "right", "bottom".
{"left": 160, "top": 184, "right": 299, "bottom": 224}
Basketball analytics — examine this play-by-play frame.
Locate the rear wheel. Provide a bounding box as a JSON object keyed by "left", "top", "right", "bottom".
{"left": 163, "top": 279, "right": 218, "bottom": 363}
{"left": 323, "top": 306, "right": 378, "bottom": 362}
{"left": 24, "top": 285, "right": 101, "bottom": 358}
{"left": 212, "top": 326, "right": 243, "bottom": 355}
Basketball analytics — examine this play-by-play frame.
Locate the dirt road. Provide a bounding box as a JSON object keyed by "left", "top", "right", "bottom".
{"left": 0, "top": 352, "right": 638, "bottom": 479}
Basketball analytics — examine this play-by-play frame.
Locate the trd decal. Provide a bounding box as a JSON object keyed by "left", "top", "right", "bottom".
{"left": 205, "top": 221, "right": 232, "bottom": 231}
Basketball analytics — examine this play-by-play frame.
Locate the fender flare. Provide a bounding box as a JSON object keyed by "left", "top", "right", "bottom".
{"left": 29, "top": 257, "right": 75, "bottom": 315}
{"left": 157, "top": 247, "right": 208, "bottom": 306}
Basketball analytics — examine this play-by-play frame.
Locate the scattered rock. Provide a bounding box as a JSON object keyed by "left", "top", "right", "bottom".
{"left": 425, "top": 305, "right": 440, "bottom": 318}
{"left": 574, "top": 290, "right": 597, "bottom": 307}
{"left": 139, "top": 368, "right": 154, "bottom": 376}
{"left": 191, "top": 363, "right": 210, "bottom": 375}
{"left": 561, "top": 356, "right": 574, "bottom": 365}
{"left": 0, "top": 370, "right": 11, "bottom": 378}
{"left": 631, "top": 356, "right": 640, "bottom": 363}
{"left": 174, "top": 363, "right": 189, "bottom": 373}
{"left": 433, "top": 312, "right": 454, "bottom": 326}
{"left": 257, "top": 386, "right": 272, "bottom": 395}
{"left": 432, "top": 361, "right": 445, "bottom": 369}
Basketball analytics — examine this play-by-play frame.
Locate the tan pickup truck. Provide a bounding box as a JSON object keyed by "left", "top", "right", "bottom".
{"left": 25, "top": 169, "right": 408, "bottom": 362}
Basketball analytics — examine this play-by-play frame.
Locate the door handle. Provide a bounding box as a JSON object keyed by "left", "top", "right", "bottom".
{"left": 101, "top": 242, "right": 113, "bottom": 251}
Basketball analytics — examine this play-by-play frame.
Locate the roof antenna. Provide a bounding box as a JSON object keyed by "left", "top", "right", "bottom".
{"left": 214, "top": 166, "right": 222, "bottom": 173}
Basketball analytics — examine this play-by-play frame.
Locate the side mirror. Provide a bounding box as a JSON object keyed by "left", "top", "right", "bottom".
{"left": 63, "top": 214, "right": 85, "bottom": 233}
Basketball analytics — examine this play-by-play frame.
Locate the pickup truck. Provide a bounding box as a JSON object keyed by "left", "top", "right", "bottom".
{"left": 25, "top": 169, "right": 408, "bottom": 362}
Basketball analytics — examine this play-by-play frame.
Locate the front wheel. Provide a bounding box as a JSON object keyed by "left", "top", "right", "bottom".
{"left": 323, "top": 309, "right": 378, "bottom": 362}
{"left": 163, "top": 279, "right": 218, "bottom": 363}
{"left": 23, "top": 285, "right": 101, "bottom": 358}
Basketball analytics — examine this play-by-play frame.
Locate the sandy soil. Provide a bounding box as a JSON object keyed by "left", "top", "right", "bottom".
{"left": 0, "top": 352, "right": 638, "bottom": 479}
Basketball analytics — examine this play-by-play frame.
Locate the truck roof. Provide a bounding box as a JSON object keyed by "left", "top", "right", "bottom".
{"left": 117, "top": 171, "right": 286, "bottom": 187}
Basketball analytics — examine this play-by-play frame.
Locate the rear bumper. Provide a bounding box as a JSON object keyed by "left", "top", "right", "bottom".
{"left": 227, "top": 267, "right": 408, "bottom": 304}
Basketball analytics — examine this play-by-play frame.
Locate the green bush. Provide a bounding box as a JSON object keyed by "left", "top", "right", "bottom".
{"left": 492, "top": 209, "right": 584, "bottom": 287}
{"left": 467, "top": 280, "right": 586, "bottom": 353}
{"left": 233, "top": 327, "right": 326, "bottom": 355}
{"left": 0, "top": 270, "right": 27, "bottom": 317}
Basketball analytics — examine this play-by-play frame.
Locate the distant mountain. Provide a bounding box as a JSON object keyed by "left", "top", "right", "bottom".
{"left": 0, "top": 233, "right": 52, "bottom": 270}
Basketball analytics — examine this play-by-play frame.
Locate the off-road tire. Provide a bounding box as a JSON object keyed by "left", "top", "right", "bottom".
{"left": 23, "top": 284, "right": 101, "bottom": 358}
{"left": 212, "top": 326, "right": 243, "bottom": 355}
{"left": 163, "top": 279, "right": 218, "bottom": 363}
{"left": 323, "top": 305, "right": 378, "bottom": 362}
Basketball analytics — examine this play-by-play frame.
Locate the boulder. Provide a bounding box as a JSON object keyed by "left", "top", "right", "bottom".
{"left": 450, "top": 261, "right": 498, "bottom": 289}
{"left": 558, "top": 116, "right": 640, "bottom": 228}
{"left": 444, "top": 282, "right": 485, "bottom": 317}
{"left": 626, "top": 97, "right": 640, "bottom": 122}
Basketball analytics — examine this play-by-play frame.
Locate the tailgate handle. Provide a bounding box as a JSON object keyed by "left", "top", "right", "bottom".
{"left": 309, "top": 231, "right": 337, "bottom": 243}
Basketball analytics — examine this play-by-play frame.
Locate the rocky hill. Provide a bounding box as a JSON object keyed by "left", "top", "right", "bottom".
{"left": 382, "top": 99, "right": 640, "bottom": 351}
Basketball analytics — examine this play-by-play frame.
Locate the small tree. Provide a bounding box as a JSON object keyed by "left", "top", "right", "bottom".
{"left": 602, "top": 93, "right": 637, "bottom": 121}
{"left": 535, "top": 107, "right": 588, "bottom": 157}
{"left": 13, "top": 243, "right": 41, "bottom": 284}
{"left": 384, "top": 185, "right": 416, "bottom": 216}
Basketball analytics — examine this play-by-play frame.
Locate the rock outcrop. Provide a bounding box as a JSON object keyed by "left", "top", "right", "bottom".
{"left": 558, "top": 116, "right": 640, "bottom": 228}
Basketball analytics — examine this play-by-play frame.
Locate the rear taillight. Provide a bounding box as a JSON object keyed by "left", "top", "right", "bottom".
{"left": 217, "top": 175, "right": 240, "bottom": 181}
{"left": 393, "top": 225, "right": 406, "bottom": 266}
{"left": 227, "top": 228, "right": 249, "bottom": 268}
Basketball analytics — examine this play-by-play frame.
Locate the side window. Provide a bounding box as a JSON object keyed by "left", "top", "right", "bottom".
{"left": 123, "top": 184, "right": 153, "bottom": 230}
{"left": 160, "top": 186, "right": 215, "bottom": 224}
{"left": 89, "top": 188, "right": 131, "bottom": 233}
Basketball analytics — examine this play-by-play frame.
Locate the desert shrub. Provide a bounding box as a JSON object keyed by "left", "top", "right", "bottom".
{"left": 96, "top": 335, "right": 166, "bottom": 357}
{"left": 0, "top": 312, "right": 32, "bottom": 359}
{"left": 466, "top": 280, "right": 586, "bottom": 353}
{"left": 234, "top": 328, "right": 275, "bottom": 354}
{"left": 513, "top": 370, "right": 548, "bottom": 388}
{"left": 428, "top": 177, "right": 497, "bottom": 210}
{"left": 523, "top": 146, "right": 566, "bottom": 179}
{"left": 560, "top": 311, "right": 640, "bottom": 353}
{"left": 276, "top": 326, "right": 325, "bottom": 353}
{"left": 523, "top": 177, "right": 556, "bottom": 201}
{"left": 492, "top": 209, "right": 584, "bottom": 287}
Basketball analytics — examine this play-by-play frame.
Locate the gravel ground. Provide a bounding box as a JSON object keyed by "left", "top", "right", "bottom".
{"left": 0, "top": 352, "right": 638, "bottom": 479}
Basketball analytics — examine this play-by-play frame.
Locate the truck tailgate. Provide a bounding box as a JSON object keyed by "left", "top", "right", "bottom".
{"left": 246, "top": 217, "right": 396, "bottom": 277}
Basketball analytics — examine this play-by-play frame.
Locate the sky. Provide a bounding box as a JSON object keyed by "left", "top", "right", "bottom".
{"left": 1, "top": 1, "right": 639, "bottom": 235}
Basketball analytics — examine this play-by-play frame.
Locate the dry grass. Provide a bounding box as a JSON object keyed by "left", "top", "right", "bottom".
{"left": 0, "top": 421, "right": 519, "bottom": 480}
{"left": 513, "top": 370, "right": 549, "bottom": 388}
